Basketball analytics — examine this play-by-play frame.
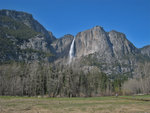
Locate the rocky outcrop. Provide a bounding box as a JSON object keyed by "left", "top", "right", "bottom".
{"left": 140, "top": 45, "right": 150, "bottom": 57}
{"left": 51, "top": 34, "right": 74, "bottom": 58}
{"left": 74, "top": 26, "right": 138, "bottom": 59}
{"left": 48, "top": 31, "right": 56, "bottom": 42}
{"left": 75, "top": 26, "right": 114, "bottom": 60}
{"left": 63, "top": 26, "right": 149, "bottom": 76}
{"left": 50, "top": 25, "right": 150, "bottom": 77}
{"left": 0, "top": 9, "right": 54, "bottom": 62}
{"left": 0, "top": 9, "right": 55, "bottom": 42}
{"left": 108, "top": 30, "right": 138, "bottom": 58}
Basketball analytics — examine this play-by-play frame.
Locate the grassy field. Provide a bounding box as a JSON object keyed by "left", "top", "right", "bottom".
{"left": 0, "top": 95, "right": 150, "bottom": 113}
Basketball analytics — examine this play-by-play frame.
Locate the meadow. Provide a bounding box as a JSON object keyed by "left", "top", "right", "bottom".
{"left": 0, "top": 95, "right": 150, "bottom": 113}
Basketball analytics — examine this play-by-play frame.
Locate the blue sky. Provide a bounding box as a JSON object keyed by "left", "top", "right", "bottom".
{"left": 0, "top": 0, "right": 150, "bottom": 48}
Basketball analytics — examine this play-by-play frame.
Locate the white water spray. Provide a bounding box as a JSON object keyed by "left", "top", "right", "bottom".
{"left": 69, "top": 37, "right": 75, "bottom": 64}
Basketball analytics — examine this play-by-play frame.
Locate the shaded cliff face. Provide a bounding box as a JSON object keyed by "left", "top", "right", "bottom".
{"left": 0, "top": 9, "right": 54, "bottom": 62}
{"left": 0, "top": 9, "right": 55, "bottom": 42}
{"left": 108, "top": 30, "right": 138, "bottom": 58}
{"left": 51, "top": 34, "right": 74, "bottom": 58}
{"left": 140, "top": 45, "right": 150, "bottom": 57}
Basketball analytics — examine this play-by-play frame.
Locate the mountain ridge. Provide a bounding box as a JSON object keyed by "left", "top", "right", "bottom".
{"left": 0, "top": 9, "right": 150, "bottom": 77}
{"left": 0, "top": 9, "right": 55, "bottom": 62}
{"left": 0, "top": 9, "right": 150, "bottom": 97}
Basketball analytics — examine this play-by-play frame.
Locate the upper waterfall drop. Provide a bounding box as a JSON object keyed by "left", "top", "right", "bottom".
{"left": 69, "top": 37, "right": 75, "bottom": 64}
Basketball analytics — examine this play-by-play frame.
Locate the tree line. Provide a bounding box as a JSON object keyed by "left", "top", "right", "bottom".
{"left": 0, "top": 62, "right": 115, "bottom": 97}
{"left": 0, "top": 61, "right": 149, "bottom": 97}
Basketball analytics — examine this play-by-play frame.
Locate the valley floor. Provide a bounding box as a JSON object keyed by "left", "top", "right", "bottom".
{"left": 0, "top": 95, "right": 150, "bottom": 113}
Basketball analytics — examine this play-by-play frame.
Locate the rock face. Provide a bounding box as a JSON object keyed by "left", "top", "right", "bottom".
{"left": 19, "top": 35, "right": 52, "bottom": 61}
{"left": 51, "top": 34, "right": 74, "bottom": 58}
{"left": 0, "top": 9, "right": 54, "bottom": 62}
{"left": 48, "top": 31, "right": 57, "bottom": 42}
{"left": 0, "top": 9, "right": 54, "bottom": 42}
{"left": 108, "top": 30, "right": 138, "bottom": 58}
{"left": 70, "top": 26, "right": 141, "bottom": 76}
{"left": 140, "top": 45, "right": 150, "bottom": 57}
{"left": 75, "top": 26, "right": 113, "bottom": 59}
{"left": 0, "top": 9, "right": 150, "bottom": 78}
{"left": 75, "top": 26, "right": 137, "bottom": 59}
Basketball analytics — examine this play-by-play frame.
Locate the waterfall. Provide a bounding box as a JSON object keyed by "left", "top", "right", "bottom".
{"left": 69, "top": 37, "right": 75, "bottom": 64}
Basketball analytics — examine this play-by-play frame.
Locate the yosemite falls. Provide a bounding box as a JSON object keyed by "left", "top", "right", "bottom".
{"left": 69, "top": 37, "right": 75, "bottom": 64}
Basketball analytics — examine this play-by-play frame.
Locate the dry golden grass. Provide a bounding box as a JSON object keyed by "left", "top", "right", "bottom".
{"left": 0, "top": 96, "right": 150, "bottom": 113}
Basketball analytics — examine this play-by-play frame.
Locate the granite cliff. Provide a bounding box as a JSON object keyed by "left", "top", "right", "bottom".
{"left": 0, "top": 9, "right": 150, "bottom": 78}
{"left": 0, "top": 9, "right": 55, "bottom": 62}
{"left": 55, "top": 26, "right": 150, "bottom": 77}
{"left": 140, "top": 45, "right": 150, "bottom": 57}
